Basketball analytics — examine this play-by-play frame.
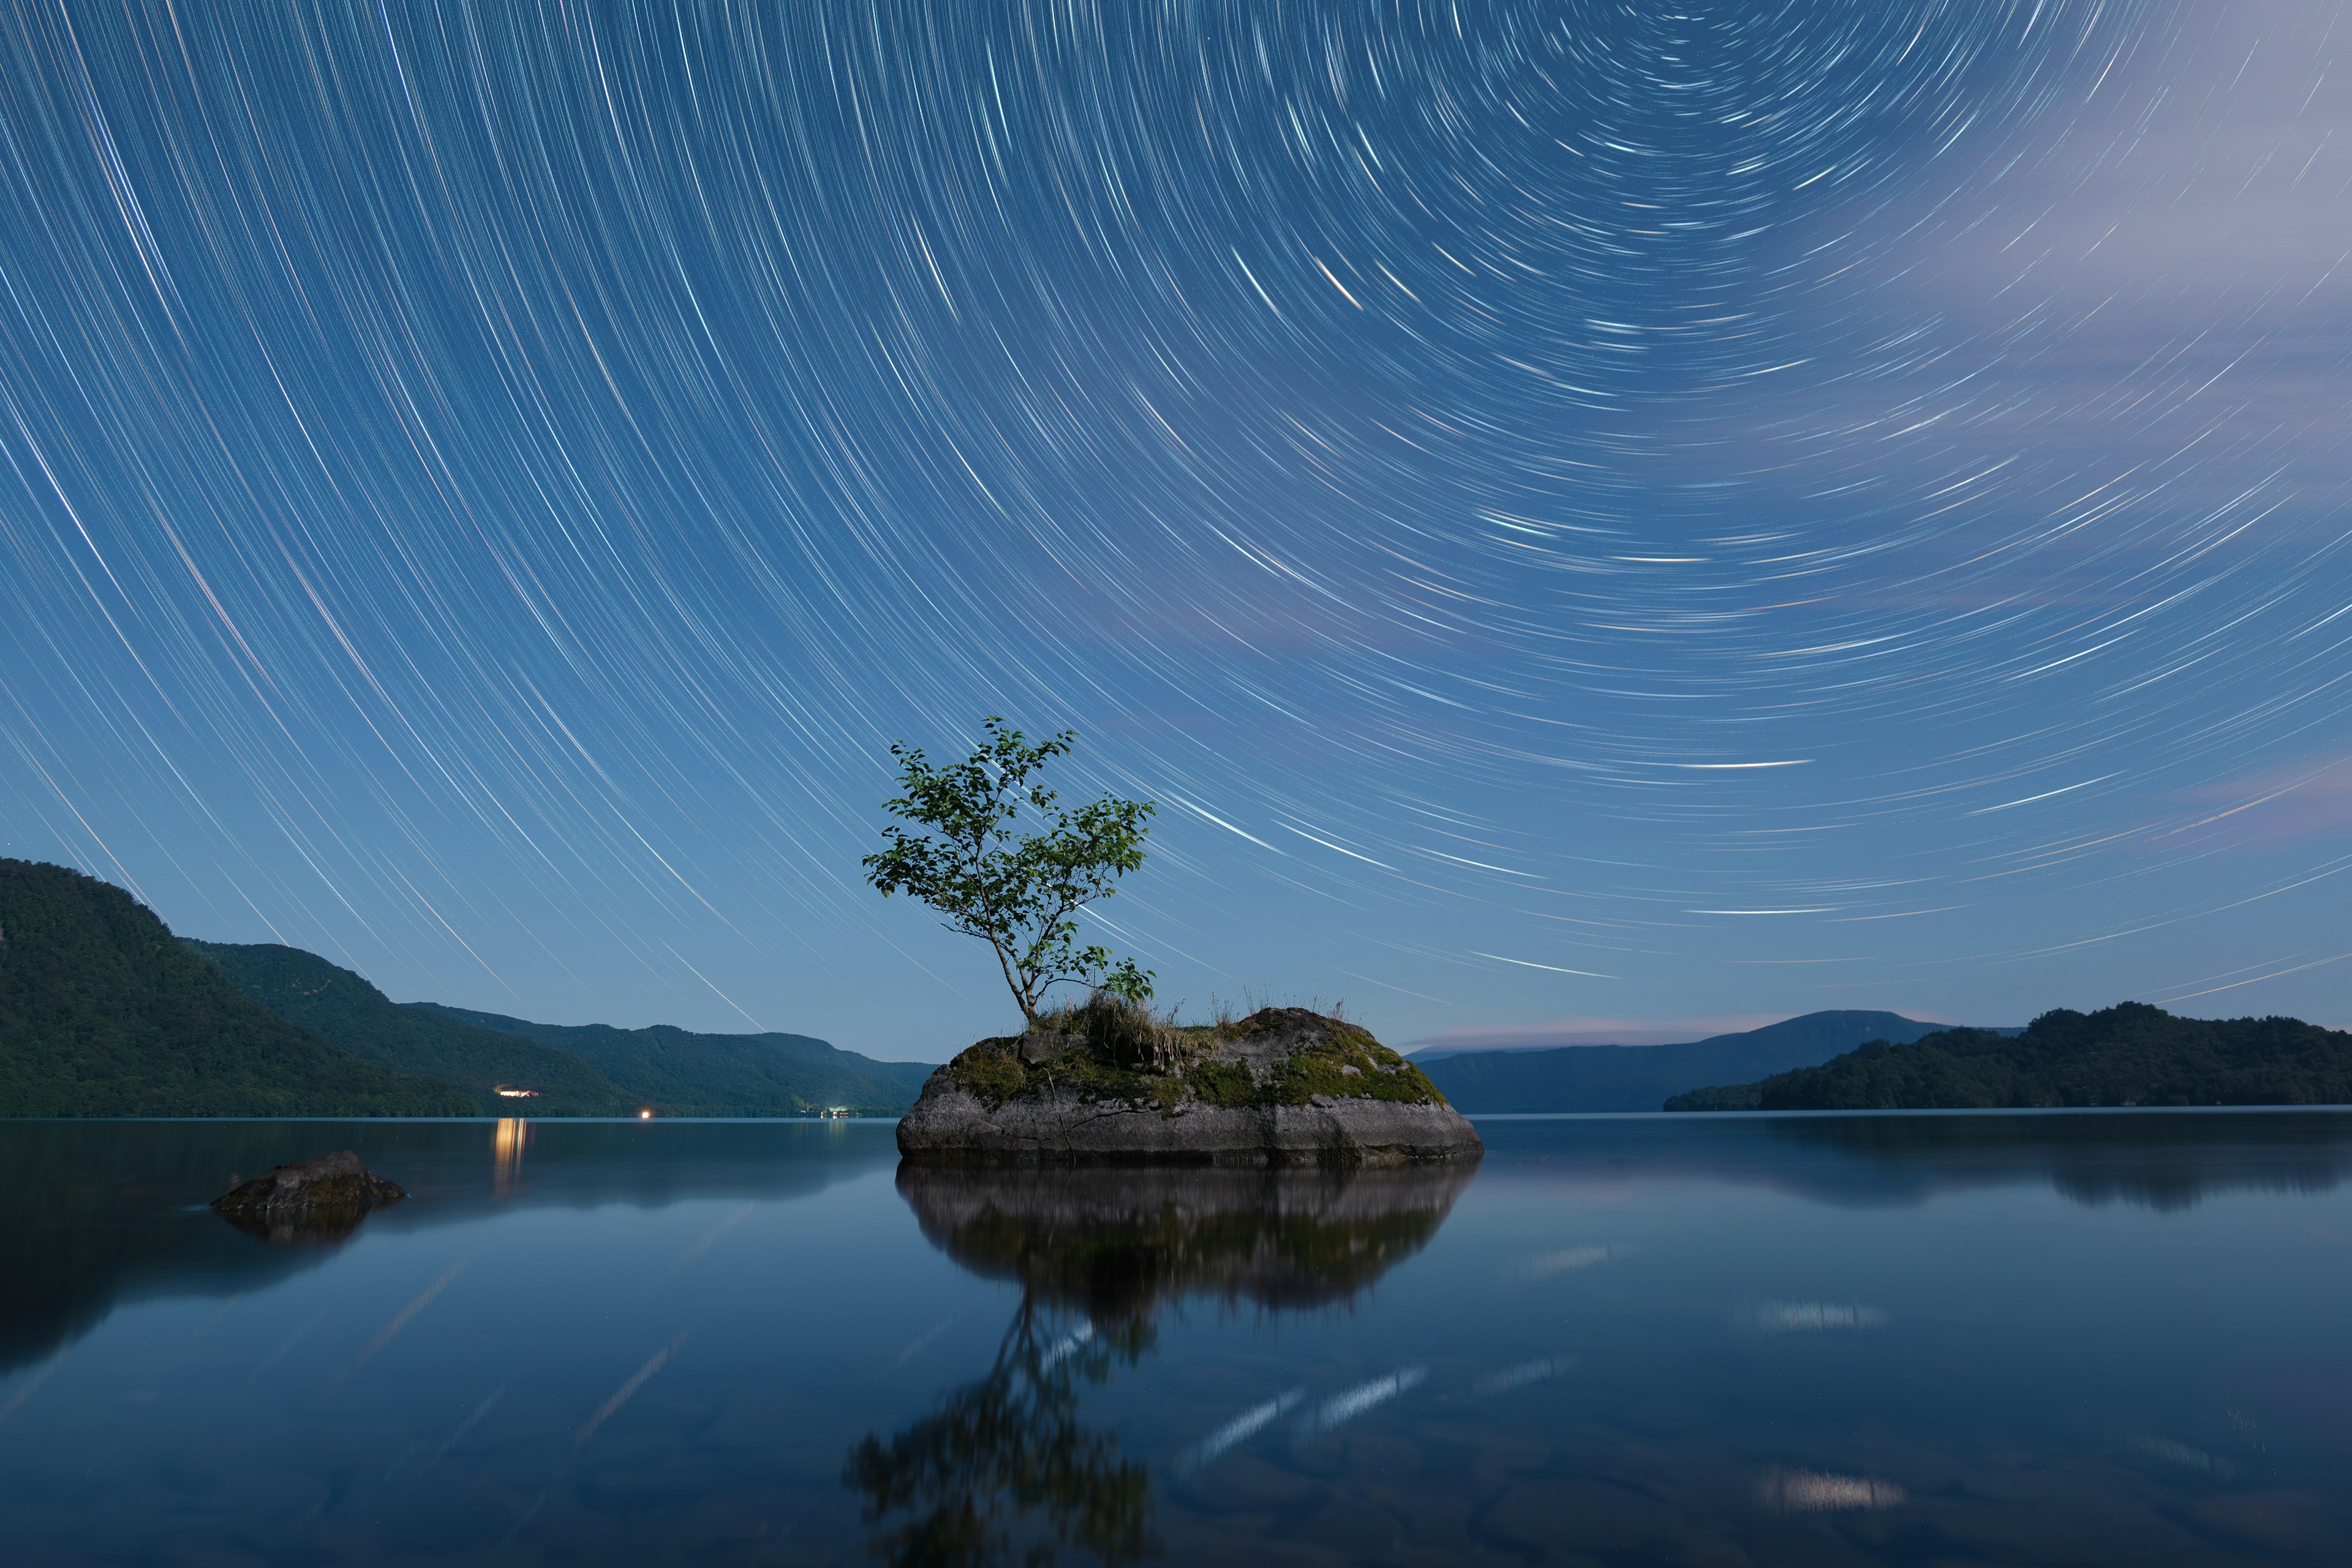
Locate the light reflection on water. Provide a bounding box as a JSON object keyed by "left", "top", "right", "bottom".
{"left": 0, "top": 1112, "right": 2349, "bottom": 1563}
{"left": 492, "top": 1117, "right": 530, "bottom": 1193}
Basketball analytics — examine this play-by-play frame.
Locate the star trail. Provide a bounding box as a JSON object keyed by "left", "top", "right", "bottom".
{"left": 1, "top": 1, "right": 2346, "bottom": 1055}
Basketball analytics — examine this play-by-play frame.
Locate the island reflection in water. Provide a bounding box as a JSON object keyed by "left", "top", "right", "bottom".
{"left": 2, "top": 1112, "right": 2350, "bottom": 1564}
{"left": 850, "top": 1164, "right": 1473, "bottom": 1565}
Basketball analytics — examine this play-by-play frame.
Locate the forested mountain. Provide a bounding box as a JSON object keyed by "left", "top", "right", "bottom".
{"left": 189, "top": 942, "right": 631, "bottom": 1115}
{"left": 1418, "top": 1011, "right": 2009, "bottom": 1113}
{"left": 420, "top": 1005, "right": 935, "bottom": 1117}
{"left": 0, "top": 859, "right": 470, "bottom": 1117}
{"left": 1, "top": 859, "right": 932, "bottom": 1118}
{"left": 1667, "top": 1003, "right": 2352, "bottom": 1111}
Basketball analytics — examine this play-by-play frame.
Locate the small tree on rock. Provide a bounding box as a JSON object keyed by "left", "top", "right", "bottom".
{"left": 863, "top": 718, "right": 1156, "bottom": 1026}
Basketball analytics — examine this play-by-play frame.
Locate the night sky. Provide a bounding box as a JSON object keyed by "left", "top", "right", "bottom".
{"left": 2, "top": 1, "right": 2346, "bottom": 1058}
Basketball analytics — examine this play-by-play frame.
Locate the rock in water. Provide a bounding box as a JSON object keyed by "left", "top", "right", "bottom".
{"left": 897, "top": 1006, "right": 1482, "bottom": 1165}
{"left": 211, "top": 1150, "right": 405, "bottom": 1236}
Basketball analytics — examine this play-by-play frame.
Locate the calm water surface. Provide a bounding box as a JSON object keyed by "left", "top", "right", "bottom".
{"left": 4, "top": 1112, "right": 2350, "bottom": 1566}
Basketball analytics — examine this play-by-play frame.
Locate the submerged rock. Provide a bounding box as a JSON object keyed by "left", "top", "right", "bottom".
{"left": 211, "top": 1150, "right": 405, "bottom": 1243}
{"left": 897, "top": 1006, "right": 1482, "bottom": 1166}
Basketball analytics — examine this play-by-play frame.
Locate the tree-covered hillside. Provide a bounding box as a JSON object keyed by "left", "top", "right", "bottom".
{"left": 421, "top": 1004, "right": 934, "bottom": 1117}
{"left": 1666, "top": 1003, "right": 2352, "bottom": 1111}
{"left": 189, "top": 941, "right": 631, "bottom": 1115}
{"left": 1418, "top": 1011, "right": 1983, "bottom": 1113}
{"left": 0, "top": 860, "right": 471, "bottom": 1117}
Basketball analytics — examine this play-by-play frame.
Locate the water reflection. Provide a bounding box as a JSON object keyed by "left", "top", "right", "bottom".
{"left": 2, "top": 1115, "right": 2350, "bottom": 1563}
{"left": 844, "top": 1303, "right": 1156, "bottom": 1567}
{"left": 1476, "top": 1108, "right": 2352, "bottom": 1210}
{"left": 850, "top": 1163, "right": 1474, "bottom": 1566}
{"left": 492, "top": 1117, "right": 532, "bottom": 1193}
{"left": 14, "top": 1112, "right": 2352, "bottom": 1384}
{"left": 898, "top": 1162, "right": 1475, "bottom": 1317}
{"left": 1763, "top": 1112, "right": 2352, "bottom": 1210}
{"left": 1755, "top": 1465, "right": 1907, "bottom": 1513}
{"left": 0, "top": 1118, "right": 891, "bottom": 1376}
{"left": 211, "top": 1197, "right": 390, "bottom": 1247}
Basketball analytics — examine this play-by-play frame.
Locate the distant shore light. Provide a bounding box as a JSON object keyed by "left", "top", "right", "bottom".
{"left": 638, "top": 1108, "right": 653, "bottom": 1120}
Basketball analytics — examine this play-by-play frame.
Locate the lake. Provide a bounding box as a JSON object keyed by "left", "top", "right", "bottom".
{"left": 3, "top": 1112, "right": 2350, "bottom": 1565}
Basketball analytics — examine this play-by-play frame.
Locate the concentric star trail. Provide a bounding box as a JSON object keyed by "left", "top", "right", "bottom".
{"left": 1, "top": 1, "right": 2345, "bottom": 1053}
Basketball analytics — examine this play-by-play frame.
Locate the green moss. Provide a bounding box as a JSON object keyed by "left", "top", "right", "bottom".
{"left": 948, "top": 1039, "right": 1162, "bottom": 1110}
{"left": 1264, "top": 1030, "right": 1445, "bottom": 1108}
{"left": 1183, "top": 1061, "right": 1257, "bottom": 1107}
{"left": 948, "top": 1012, "right": 1449, "bottom": 1116}
{"left": 1036, "top": 1050, "right": 1153, "bottom": 1101}
{"left": 948, "top": 1043, "right": 1031, "bottom": 1108}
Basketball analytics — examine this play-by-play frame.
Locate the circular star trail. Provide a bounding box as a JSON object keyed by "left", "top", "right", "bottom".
{"left": 1, "top": 0, "right": 2346, "bottom": 1050}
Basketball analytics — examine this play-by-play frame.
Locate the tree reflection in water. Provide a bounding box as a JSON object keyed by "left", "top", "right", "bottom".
{"left": 843, "top": 1300, "right": 1154, "bottom": 1566}
{"left": 844, "top": 1163, "right": 1473, "bottom": 1567}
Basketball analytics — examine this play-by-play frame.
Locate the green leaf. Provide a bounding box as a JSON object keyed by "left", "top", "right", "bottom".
{"left": 864, "top": 719, "right": 1157, "bottom": 1021}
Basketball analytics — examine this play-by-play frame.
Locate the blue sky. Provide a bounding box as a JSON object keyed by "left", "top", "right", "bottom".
{"left": 2, "top": 1, "right": 2346, "bottom": 1058}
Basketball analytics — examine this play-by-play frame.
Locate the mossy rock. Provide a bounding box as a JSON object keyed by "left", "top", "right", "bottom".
{"left": 905, "top": 1008, "right": 1479, "bottom": 1166}
{"left": 948, "top": 1008, "right": 1446, "bottom": 1112}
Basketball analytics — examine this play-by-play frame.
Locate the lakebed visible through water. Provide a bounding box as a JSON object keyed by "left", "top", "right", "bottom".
{"left": 3, "top": 1113, "right": 2350, "bottom": 1566}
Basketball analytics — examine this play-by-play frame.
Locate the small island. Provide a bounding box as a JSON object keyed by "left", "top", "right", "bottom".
{"left": 898, "top": 1000, "right": 1481, "bottom": 1164}
{"left": 1665, "top": 1002, "right": 2352, "bottom": 1112}
{"left": 865, "top": 720, "right": 1480, "bottom": 1166}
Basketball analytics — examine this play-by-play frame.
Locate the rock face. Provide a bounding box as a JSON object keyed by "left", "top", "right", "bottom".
{"left": 211, "top": 1150, "right": 405, "bottom": 1242}
{"left": 897, "top": 1006, "right": 1482, "bottom": 1166}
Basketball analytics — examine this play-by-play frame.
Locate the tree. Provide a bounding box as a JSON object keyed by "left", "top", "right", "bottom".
{"left": 862, "top": 718, "right": 1156, "bottom": 1025}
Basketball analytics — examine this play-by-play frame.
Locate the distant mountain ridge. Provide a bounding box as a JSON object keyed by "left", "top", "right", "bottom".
{"left": 1667, "top": 1003, "right": 2352, "bottom": 1111}
{"left": 415, "top": 1005, "right": 936, "bottom": 1117}
{"left": 189, "top": 943, "right": 634, "bottom": 1115}
{"left": 194, "top": 944, "right": 935, "bottom": 1116}
{"left": 1419, "top": 1011, "right": 2024, "bottom": 1114}
{"left": 0, "top": 859, "right": 470, "bottom": 1117}
{"left": 0, "top": 858, "right": 934, "bottom": 1118}
{"left": 192, "top": 952, "right": 936, "bottom": 1117}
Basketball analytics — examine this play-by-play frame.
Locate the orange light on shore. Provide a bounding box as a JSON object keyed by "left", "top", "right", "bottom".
{"left": 638, "top": 1108, "right": 654, "bottom": 1120}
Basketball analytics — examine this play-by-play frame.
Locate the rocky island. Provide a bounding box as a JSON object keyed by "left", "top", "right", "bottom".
{"left": 897, "top": 1003, "right": 1482, "bottom": 1165}
{"left": 868, "top": 723, "right": 1477, "bottom": 1164}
